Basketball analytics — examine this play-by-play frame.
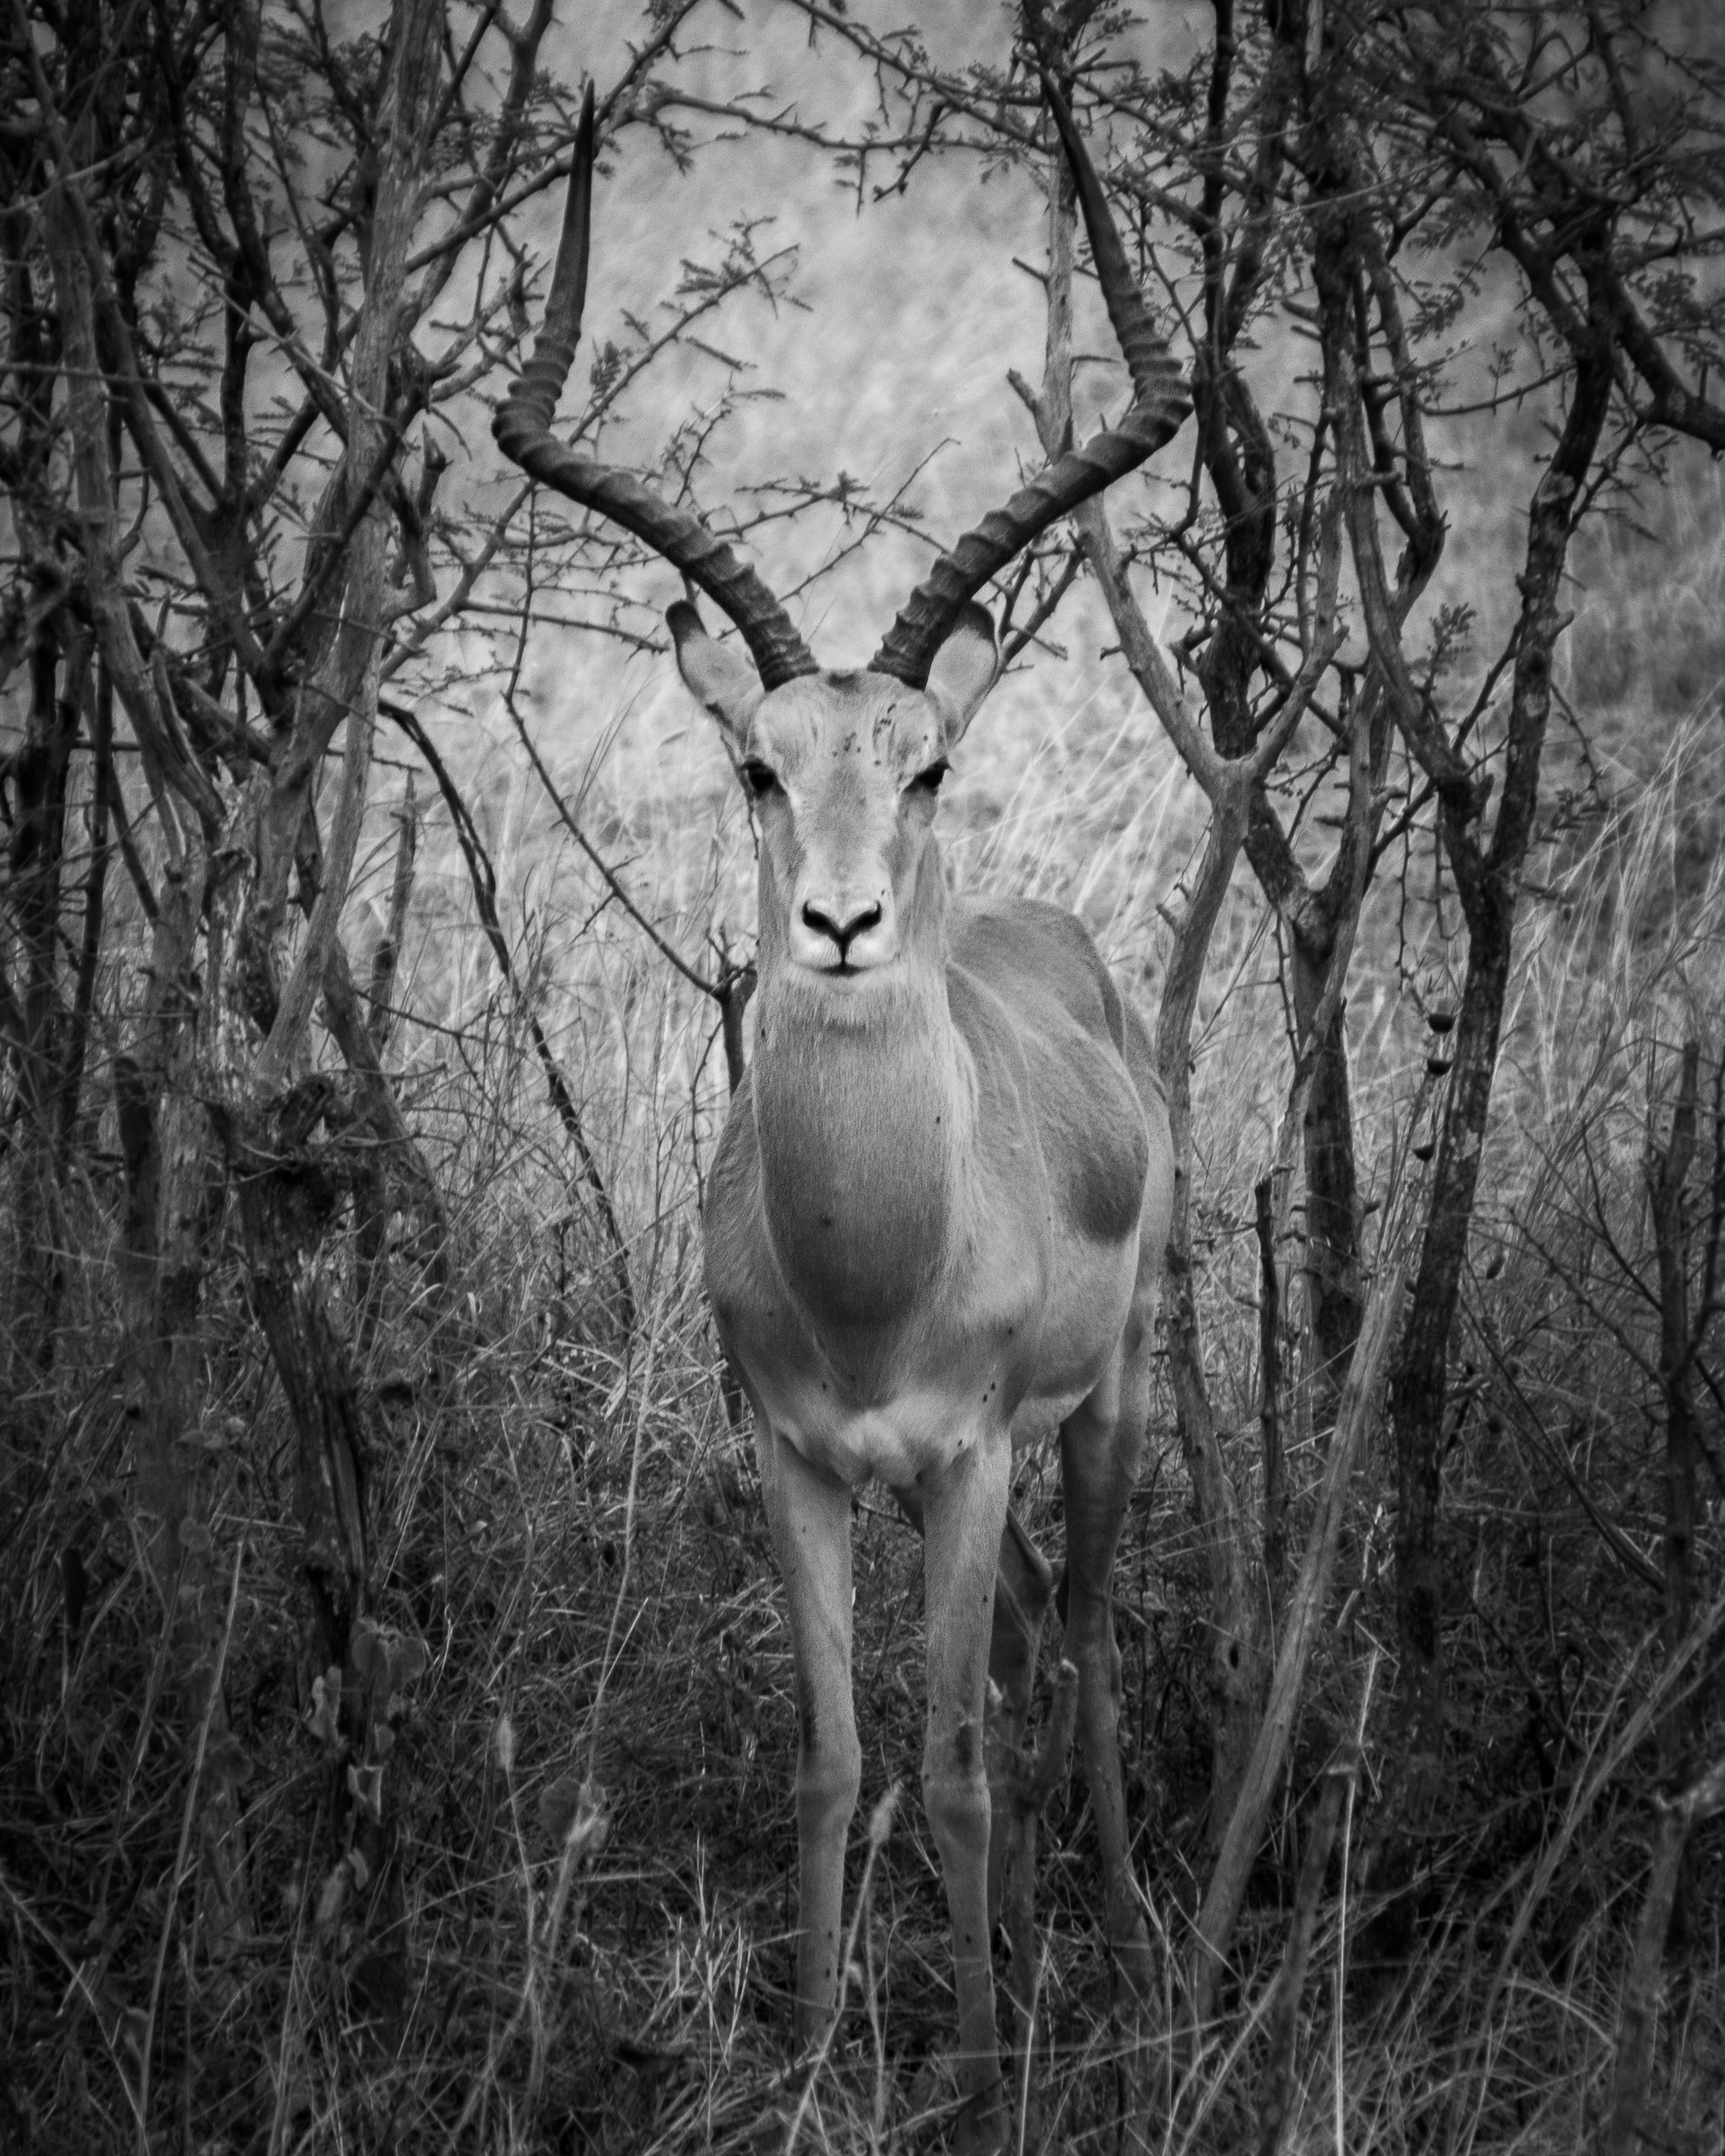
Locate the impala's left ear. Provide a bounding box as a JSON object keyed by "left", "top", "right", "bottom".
{"left": 926, "top": 602, "right": 1000, "bottom": 748}
{"left": 669, "top": 599, "right": 763, "bottom": 746}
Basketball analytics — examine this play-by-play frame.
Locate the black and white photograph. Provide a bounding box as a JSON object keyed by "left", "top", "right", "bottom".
{"left": 2, "top": 2, "right": 1723, "bottom": 2149}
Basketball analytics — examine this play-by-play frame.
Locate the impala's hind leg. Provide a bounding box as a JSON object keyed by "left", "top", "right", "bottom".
{"left": 984, "top": 1505, "right": 1055, "bottom": 1924}
{"left": 893, "top": 1488, "right": 1054, "bottom": 1929}
{"left": 1057, "top": 1295, "right": 1156, "bottom": 2004}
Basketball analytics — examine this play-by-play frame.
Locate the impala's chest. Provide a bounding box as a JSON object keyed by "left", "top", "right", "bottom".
{"left": 704, "top": 1093, "right": 1047, "bottom": 1485}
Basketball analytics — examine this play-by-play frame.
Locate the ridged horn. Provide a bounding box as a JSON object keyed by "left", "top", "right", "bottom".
{"left": 493, "top": 83, "right": 819, "bottom": 692}
{"left": 869, "top": 68, "right": 1191, "bottom": 689}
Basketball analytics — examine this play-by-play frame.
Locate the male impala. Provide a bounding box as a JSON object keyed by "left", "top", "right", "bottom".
{"left": 496, "top": 76, "right": 1188, "bottom": 2151}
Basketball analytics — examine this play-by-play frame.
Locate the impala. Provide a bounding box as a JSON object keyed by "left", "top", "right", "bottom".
{"left": 496, "top": 75, "right": 1189, "bottom": 2150}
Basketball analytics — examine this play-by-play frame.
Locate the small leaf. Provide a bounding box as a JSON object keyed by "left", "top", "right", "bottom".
{"left": 315, "top": 1863, "right": 348, "bottom": 1933}
{"left": 309, "top": 1667, "right": 345, "bottom": 1750}
{"left": 391, "top": 1636, "right": 429, "bottom": 1686}
{"left": 538, "top": 1772, "right": 585, "bottom": 1843}
{"left": 347, "top": 1846, "right": 371, "bottom": 1891}
{"left": 495, "top": 1713, "right": 517, "bottom": 1776}
{"left": 350, "top": 1620, "right": 386, "bottom": 1684}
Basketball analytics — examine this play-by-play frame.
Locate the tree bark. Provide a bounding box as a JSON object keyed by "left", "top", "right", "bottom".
{"left": 1257, "top": 1176, "right": 1287, "bottom": 1595}
{"left": 223, "top": 1084, "right": 371, "bottom": 1670}
{"left": 1292, "top": 955, "right": 1362, "bottom": 1431}
{"left": 54, "top": 656, "right": 113, "bottom": 1176}
{"left": 1384, "top": 337, "right": 1615, "bottom": 1824}
{"left": 5, "top": 615, "right": 86, "bottom": 1376}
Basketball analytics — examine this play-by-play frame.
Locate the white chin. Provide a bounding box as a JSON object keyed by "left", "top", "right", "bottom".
{"left": 792, "top": 955, "right": 890, "bottom": 983}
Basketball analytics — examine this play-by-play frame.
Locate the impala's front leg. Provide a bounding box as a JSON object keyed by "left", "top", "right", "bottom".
{"left": 921, "top": 1427, "right": 1012, "bottom": 2152}
{"left": 756, "top": 1423, "right": 861, "bottom": 2046}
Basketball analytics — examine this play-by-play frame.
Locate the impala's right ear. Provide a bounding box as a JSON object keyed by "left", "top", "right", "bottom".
{"left": 669, "top": 601, "right": 763, "bottom": 745}
{"left": 926, "top": 602, "right": 999, "bottom": 748}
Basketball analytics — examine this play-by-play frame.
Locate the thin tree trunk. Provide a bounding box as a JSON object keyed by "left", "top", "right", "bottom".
{"left": 6, "top": 617, "right": 85, "bottom": 1374}
{"left": 366, "top": 775, "right": 418, "bottom": 1054}
{"left": 223, "top": 1085, "right": 371, "bottom": 1672}
{"left": 1292, "top": 948, "right": 1362, "bottom": 1432}
{"left": 1381, "top": 338, "right": 1614, "bottom": 1846}
{"left": 349, "top": 778, "right": 428, "bottom": 1343}
{"left": 1257, "top": 1176, "right": 1287, "bottom": 1595}
{"left": 54, "top": 656, "right": 113, "bottom": 1175}
{"left": 1156, "top": 787, "right": 1266, "bottom": 1849}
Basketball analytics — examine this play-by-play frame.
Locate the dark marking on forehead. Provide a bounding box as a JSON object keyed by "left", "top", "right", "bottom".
{"left": 748, "top": 668, "right": 943, "bottom": 778}
{"left": 876, "top": 704, "right": 938, "bottom": 762}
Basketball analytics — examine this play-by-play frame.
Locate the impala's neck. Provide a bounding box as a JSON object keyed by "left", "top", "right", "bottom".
{"left": 750, "top": 849, "right": 966, "bottom": 1340}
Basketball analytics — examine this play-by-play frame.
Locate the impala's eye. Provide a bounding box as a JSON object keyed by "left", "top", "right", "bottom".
{"left": 911, "top": 757, "right": 948, "bottom": 795}
{"left": 740, "top": 759, "right": 779, "bottom": 800}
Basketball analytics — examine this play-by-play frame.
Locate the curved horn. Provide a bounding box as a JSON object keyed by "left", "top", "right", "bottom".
{"left": 870, "top": 69, "right": 1190, "bottom": 689}
{"left": 493, "top": 84, "right": 819, "bottom": 692}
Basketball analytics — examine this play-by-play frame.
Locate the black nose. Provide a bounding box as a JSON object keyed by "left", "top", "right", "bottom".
{"left": 801, "top": 899, "right": 882, "bottom": 960}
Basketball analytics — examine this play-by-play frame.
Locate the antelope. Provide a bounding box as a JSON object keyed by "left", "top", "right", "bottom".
{"left": 496, "top": 75, "right": 1188, "bottom": 2151}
